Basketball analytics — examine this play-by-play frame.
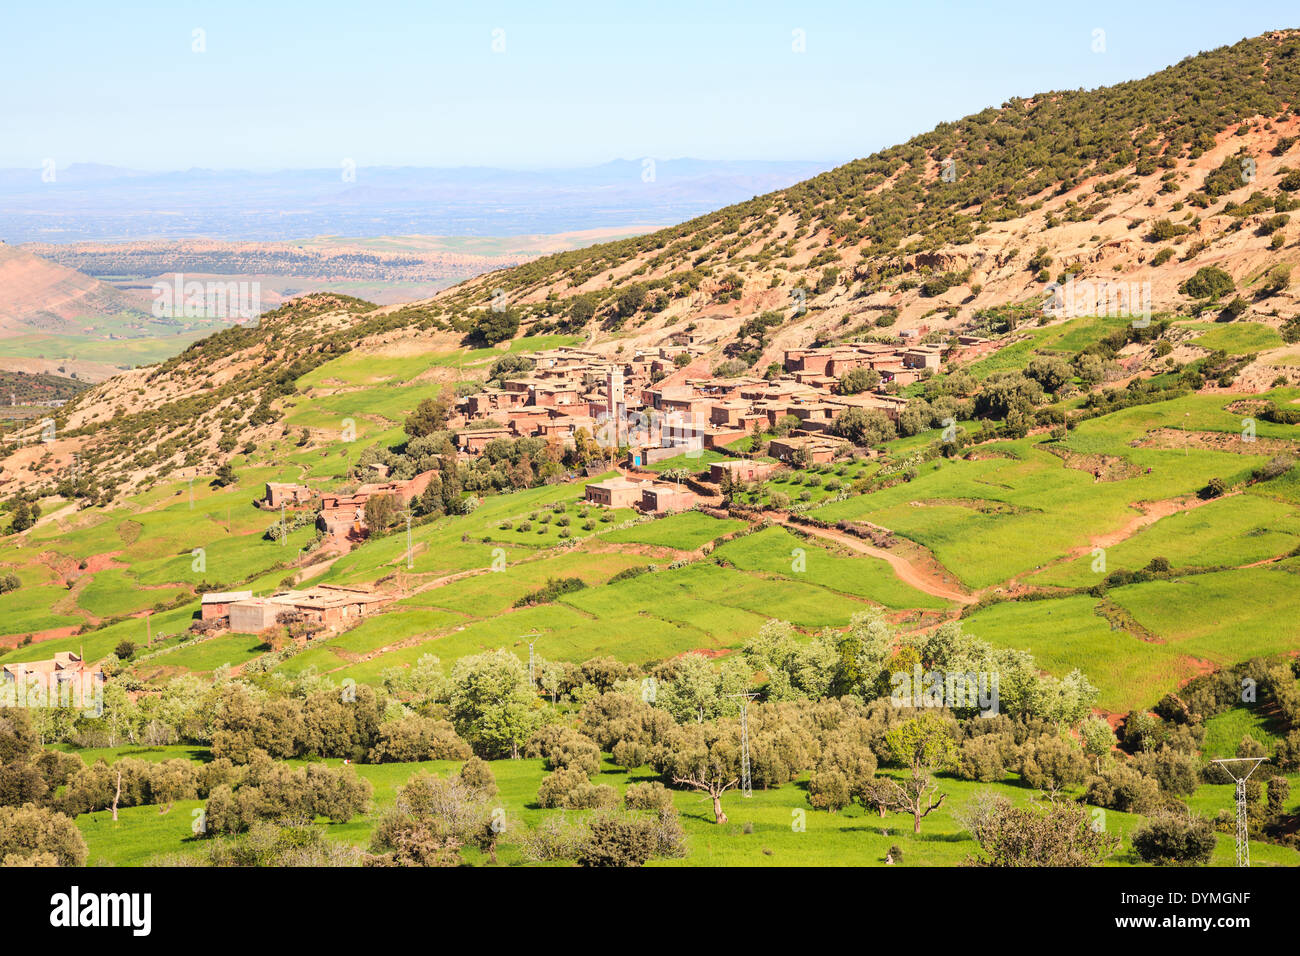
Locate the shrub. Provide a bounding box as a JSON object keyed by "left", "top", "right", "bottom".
{"left": 367, "top": 716, "right": 472, "bottom": 763}
{"left": 0, "top": 803, "right": 88, "bottom": 866}
{"left": 513, "top": 576, "right": 586, "bottom": 608}
{"left": 536, "top": 769, "right": 617, "bottom": 810}
{"left": 1131, "top": 811, "right": 1217, "bottom": 865}
{"left": 455, "top": 756, "right": 498, "bottom": 799}
{"left": 526, "top": 726, "right": 602, "bottom": 776}
{"left": 623, "top": 781, "right": 675, "bottom": 811}
{"left": 576, "top": 810, "right": 660, "bottom": 867}
{"left": 1083, "top": 763, "right": 1160, "bottom": 814}
{"left": 808, "top": 768, "right": 851, "bottom": 812}
{"left": 1199, "top": 477, "right": 1227, "bottom": 500}
{"left": 1179, "top": 266, "right": 1235, "bottom": 299}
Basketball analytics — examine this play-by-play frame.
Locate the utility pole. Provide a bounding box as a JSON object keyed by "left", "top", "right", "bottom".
{"left": 1212, "top": 757, "right": 1267, "bottom": 867}
{"left": 727, "top": 692, "right": 759, "bottom": 797}
{"left": 280, "top": 502, "right": 287, "bottom": 546}
{"left": 524, "top": 631, "right": 542, "bottom": 688}
{"left": 405, "top": 510, "right": 413, "bottom": 569}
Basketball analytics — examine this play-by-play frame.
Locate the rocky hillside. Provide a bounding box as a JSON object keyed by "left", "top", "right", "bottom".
{"left": 4, "top": 30, "right": 1300, "bottom": 503}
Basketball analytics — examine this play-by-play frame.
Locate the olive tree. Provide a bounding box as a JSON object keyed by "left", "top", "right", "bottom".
{"left": 653, "top": 722, "right": 741, "bottom": 824}
{"left": 881, "top": 712, "right": 958, "bottom": 834}
{"left": 447, "top": 649, "right": 545, "bottom": 758}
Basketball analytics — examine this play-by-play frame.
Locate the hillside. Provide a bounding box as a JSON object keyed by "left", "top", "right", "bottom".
{"left": 2, "top": 30, "right": 1300, "bottom": 872}
{"left": 5, "top": 32, "right": 1300, "bottom": 501}
{"left": 0, "top": 242, "right": 157, "bottom": 338}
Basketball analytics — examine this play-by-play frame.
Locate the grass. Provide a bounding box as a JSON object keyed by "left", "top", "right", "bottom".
{"left": 713, "top": 526, "right": 951, "bottom": 609}
{"left": 1181, "top": 320, "right": 1284, "bottom": 355}
{"left": 69, "top": 746, "right": 1300, "bottom": 868}
{"left": 962, "top": 595, "right": 1195, "bottom": 712}
{"left": 1029, "top": 493, "right": 1300, "bottom": 588}
{"left": 602, "top": 511, "right": 747, "bottom": 550}
{"left": 815, "top": 395, "right": 1276, "bottom": 589}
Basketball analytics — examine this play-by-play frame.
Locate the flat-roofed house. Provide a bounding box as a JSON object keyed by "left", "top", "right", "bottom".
{"left": 767, "top": 435, "right": 842, "bottom": 464}
{"left": 264, "top": 482, "right": 313, "bottom": 509}
{"left": 456, "top": 427, "right": 513, "bottom": 454}
{"left": 1, "top": 652, "right": 105, "bottom": 707}
{"left": 228, "top": 585, "right": 390, "bottom": 634}
{"left": 640, "top": 483, "right": 695, "bottom": 514}
{"left": 902, "top": 346, "right": 943, "bottom": 370}
{"left": 709, "top": 460, "right": 778, "bottom": 484}
{"left": 585, "top": 477, "right": 643, "bottom": 508}
{"left": 200, "top": 590, "right": 254, "bottom": 621}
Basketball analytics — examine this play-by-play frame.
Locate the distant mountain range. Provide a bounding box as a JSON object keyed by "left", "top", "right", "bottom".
{"left": 0, "top": 159, "right": 833, "bottom": 244}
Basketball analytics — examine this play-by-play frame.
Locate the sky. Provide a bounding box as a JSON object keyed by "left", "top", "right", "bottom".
{"left": 2, "top": 0, "right": 1296, "bottom": 171}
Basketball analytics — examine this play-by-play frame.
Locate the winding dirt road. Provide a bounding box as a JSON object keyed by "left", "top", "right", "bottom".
{"left": 767, "top": 512, "right": 976, "bottom": 605}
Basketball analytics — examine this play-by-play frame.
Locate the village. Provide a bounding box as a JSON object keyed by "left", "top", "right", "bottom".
{"left": 176, "top": 335, "right": 972, "bottom": 643}
{"left": 260, "top": 335, "right": 972, "bottom": 528}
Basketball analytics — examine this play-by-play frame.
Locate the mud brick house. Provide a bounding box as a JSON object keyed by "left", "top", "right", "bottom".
{"left": 767, "top": 434, "right": 844, "bottom": 464}
{"left": 902, "top": 345, "right": 944, "bottom": 370}
{"left": 585, "top": 476, "right": 644, "bottom": 508}
{"left": 456, "top": 427, "right": 514, "bottom": 454}
{"left": 263, "top": 482, "right": 314, "bottom": 509}
{"left": 200, "top": 590, "right": 254, "bottom": 621}
{"left": 228, "top": 585, "right": 390, "bottom": 633}
{"left": 709, "top": 460, "right": 778, "bottom": 484}
{"left": 1, "top": 652, "right": 105, "bottom": 707}
{"left": 450, "top": 336, "right": 932, "bottom": 468}
{"left": 640, "top": 483, "right": 695, "bottom": 513}
{"left": 318, "top": 492, "right": 368, "bottom": 537}
{"left": 317, "top": 469, "right": 437, "bottom": 536}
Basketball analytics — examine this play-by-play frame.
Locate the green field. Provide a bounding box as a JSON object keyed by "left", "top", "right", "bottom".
{"left": 67, "top": 745, "right": 1300, "bottom": 869}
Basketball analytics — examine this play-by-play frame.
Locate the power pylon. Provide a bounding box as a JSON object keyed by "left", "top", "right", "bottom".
{"left": 727, "top": 693, "right": 758, "bottom": 797}
{"left": 524, "top": 632, "right": 542, "bottom": 687}
{"left": 1212, "top": 757, "right": 1266, "bottom": 867}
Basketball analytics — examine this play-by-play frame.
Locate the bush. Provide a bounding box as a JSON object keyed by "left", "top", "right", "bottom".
{"left": 1083, "top": 763, "right": 1160, "bottom": 814}
{"left": 808, "top": 768, "right": 851, "bottom": 812}
{"left": 576, "top": 809, "right": 659, "bottom": 867}
{"left": 456, "top": 756, "right": 498, "bottom": 799}
{"left": 1179, "top": 266, "right": 1235, "bottom": 300}
{"left": 955, "top": 735, "right": 1007, "bottom": 782}
{"left": 526, "top": 726, "right": 602, "bottom": 776}
{"left": 1131, "top": 811, "right": 1217, "bottom": 865}
{"left": 536, "top": 769, "right": 617, "bottom": 810}
{"left": 367, "top": 716, "right": 472, "bottom": 763}
{"left": 1199, "top": 477, "right": 1227, "bottom": 500}
{"left": 623, "top": 781, "right": 675, "bottom": 812}
{"left": 513, "top": 576, "right": 586, "bottom": 608}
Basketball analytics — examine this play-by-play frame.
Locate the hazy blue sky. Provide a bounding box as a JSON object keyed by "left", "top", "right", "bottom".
{"left": 2, "top": 1, "right": 1295, "bottom": 170}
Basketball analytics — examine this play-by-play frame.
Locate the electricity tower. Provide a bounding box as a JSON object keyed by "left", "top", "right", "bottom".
{"left": 1212, "top": 757, "right": 1266, "bottom": 867}
{"left": 727, "top": 692, "right": 758, "bottom": 797}
{"left": 524, "top": 632, "right": 542, "bottom": 687}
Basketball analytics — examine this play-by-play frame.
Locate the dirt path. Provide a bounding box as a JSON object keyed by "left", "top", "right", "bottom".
{"left": 767, "top": 513, "right": 976, "bottom": 605}
{"left": 1062, "top": 491, "right": 1240, "bottom": 562}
